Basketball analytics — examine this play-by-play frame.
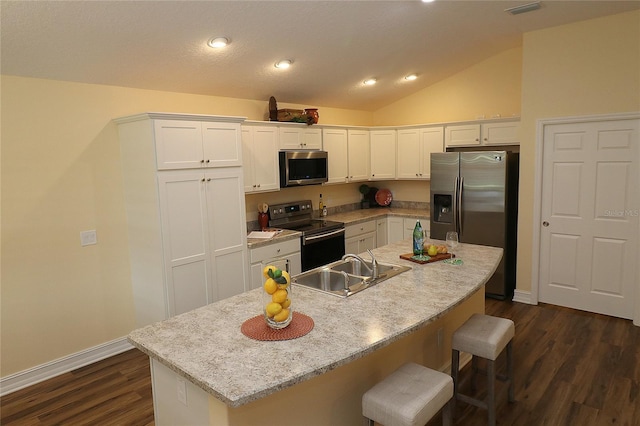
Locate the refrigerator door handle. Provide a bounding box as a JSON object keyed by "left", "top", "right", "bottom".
{"left": 458, "top": 177, "right": 464, "bottom": 235}
{"left": 454, "top": 176, "right": 460, "bottom": 232}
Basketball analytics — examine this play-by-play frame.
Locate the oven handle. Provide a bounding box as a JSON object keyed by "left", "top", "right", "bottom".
{"left": 302, "top": 228, "right": 345, "bottom": 245}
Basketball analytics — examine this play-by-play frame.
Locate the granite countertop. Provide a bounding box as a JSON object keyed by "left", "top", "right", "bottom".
{"left": 247, "top": 207, "right": 429, "bottom": 249}
{"left": 128, "top": 239, "right": 502, "bottom": 408}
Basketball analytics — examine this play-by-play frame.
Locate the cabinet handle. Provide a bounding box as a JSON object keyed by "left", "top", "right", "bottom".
{"left": 207, "top": 178, "right": 211, "bottom": 182}
{"left": 201, "top": 178, "right": 206, "bottom": 182}
{"left": 257, "top": 184, "right": 261, "bottom": 188}
{"left": 200, "top": 160, "right": 205, "bottom": 164}
{"left": 206, "top": 159, "right": 210, "bottom": 163}
{"left": 277, "top": 249, "right": 281, "bottom": 253}
{"left": 475, "top": 138, "right": 479, "bottom": 142}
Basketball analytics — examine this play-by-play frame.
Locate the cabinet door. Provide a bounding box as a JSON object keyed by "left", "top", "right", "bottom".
{"left": 420, "top": 127, "right": 444, "bottom": 179}
{"left": 302, "top": 127, "right": 322, "bottom": 150}
{"left": 387, "top": 217, "right": 404, "bottom": 244}
{"left": 278, "top": 127, "right": 303, "bottom": 149}
{"left": 241, "top": 127, "right": 256, "bottom": 192}
{"left": 445, "top": 124, "right": 481, "bottom": 147}
{"left": 345, "top": 236, "right": 360, "bottom": 255}
{"left": 347, "top": 130, "right": 370, "bottom": 182}
{"left": 361, "top": 233, "right": 376, "bottom": 253}
{"left": 370, "top": 130, "right": 396, "bottom": 180}
{"left": 249, "top": 126, "right": 279, "bottom": 192}
{"left": 202, "top": 121, "right": 243, "bottom": 168}
{"left": 323, "top": 128, "right": 348, "bottom": 184}
{"left": 205, "top": 168, "right": 248, "bottom": 301}
{"left": 376, "top": 218, "right": 387, "bottom": 247}
{"left": 482, "top": 121, "right": 520, "bottom": 145}
{"left": 154, "top": 120, "right": 204, "bottom": 170}
{"left": 397, "top": 129, "right": 421, "bottom": 179}
{"left": 158, "top": 171, "right": 211, "bottom": 316}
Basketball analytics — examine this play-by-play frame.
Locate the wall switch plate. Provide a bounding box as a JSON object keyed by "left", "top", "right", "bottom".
{"left": 177, "top": 378, "right": 187, "bottom": 405}
{"left": 80, "top": 230, "right": 97, "bottom": 246}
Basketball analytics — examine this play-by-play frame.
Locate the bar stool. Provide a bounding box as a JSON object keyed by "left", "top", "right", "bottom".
{"left": 451, "top": 313, "right": 515, "bottom": 426}
{"left": 362, "top": 362, "right": 453, "bottom": 426}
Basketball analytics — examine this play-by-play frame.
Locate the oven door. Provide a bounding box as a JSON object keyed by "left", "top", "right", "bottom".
{"left": 300, "top": 228, "right": 346, "bottom": 271}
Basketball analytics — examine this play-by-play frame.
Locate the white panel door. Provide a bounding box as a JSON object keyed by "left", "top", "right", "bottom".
{"left": 397, "top": 129, "right": 421, "bottom": 179}
{"left": 158, "top": 171, "right": 210, "bottom": 316}
{"left": 201, "top": 121, "right": 243, "bottom": 168}
{"left": 370, "top": 130, "right": 396, "bottom": 180}
{"left": 347, "top": 129, "right": 370, "bottom": 182}
{"left": 154, "top": 120, "right": 203, "bottom": 170}
{"left": 205, "top": 168, "right": 248, "bottom": 301}
{"left": 539, "top": 119, "right": 639, "bottom": 319}
{"left": 323, "top": 128, "right": 348, "bottom": 184}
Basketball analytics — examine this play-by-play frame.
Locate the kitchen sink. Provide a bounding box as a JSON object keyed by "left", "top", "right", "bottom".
{"left": 292, "top": 257, "right": 410, "bottom": 297}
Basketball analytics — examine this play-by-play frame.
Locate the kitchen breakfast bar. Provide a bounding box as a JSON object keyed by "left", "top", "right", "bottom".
{"left": 128, "top": 239, "right": 503, "bottom": 425}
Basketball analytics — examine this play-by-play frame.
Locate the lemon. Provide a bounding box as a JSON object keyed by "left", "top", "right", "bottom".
{"left": 281, "top": 298, "right": 291, "bottom": 309}
{"left": 273, "top": 308, "right": 290, "bottom": 322}
{"left": 281, "top": 270, "right": 291, "bottom": 285}
{"left": 263, "top": 278, "right": 277, "bottom": 294}
{"left": 272, "top": 289, "right": 288, "bottom": 304}
{"left": 263, "top": 265, "right": 277, "bottom": 279}
{"left": 265, "top": 302, "right": 282, "bottom": 317}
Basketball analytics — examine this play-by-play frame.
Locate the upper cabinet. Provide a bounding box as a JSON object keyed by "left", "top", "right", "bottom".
{"left": 370, "top": 129, "right": 396, "bottom": 180}
{"left": 397, "top": 127, "right": 444, "bottom": 179}
{"left": 278, "top": 125, "right": 322, "bottom": 150}
{"left": 154, "top": 119, "right": 243, "bottom": 170}
{"left": 241, "top": 125, "right": 279, "bottom": 193}
{"left": 445, "top": 120, "right": 520, "bottom": 148}
{"left": 323, "top": 128, "right": 370, "bottom": 184}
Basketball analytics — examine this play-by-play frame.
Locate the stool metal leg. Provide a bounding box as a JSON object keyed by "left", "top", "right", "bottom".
{"left": 507, "top": 340, "right": 515, "bottom": 402}
{"left": 442, "top": 398, "right": 453, "bottom": 426}
{"left": 451, "top": 349, "right": 460, "bottom": 412}
{"left": 487, "top": 359, "right": 496, "bottom": 426}
{"left": 471, "top": 355, "right": 479, "bottom": 391}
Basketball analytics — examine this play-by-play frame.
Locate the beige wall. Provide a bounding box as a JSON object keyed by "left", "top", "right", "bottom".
{"left": 0, "top": 76, "right": 372, "bottom": 376}
{"left": 517, "top": 10, "right": 640, "bottom": 294}
{"left": 373, "top": 47, "right": 522, "bottom": 126}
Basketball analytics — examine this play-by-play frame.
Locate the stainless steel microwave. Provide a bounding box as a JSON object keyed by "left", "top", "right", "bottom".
{"left": 279, "top": 150, "right": 328, "bottom": 188}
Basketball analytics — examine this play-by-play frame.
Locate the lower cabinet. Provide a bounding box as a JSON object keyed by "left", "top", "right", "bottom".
{"left": 387, "top": 216, "right": 429, "bottom": 245}
{"left": 376, "top": 218, "right": 387, "bottom": 247}
{"left": 249, "top": 239, "right": 301, "bottom": 290}
{"left": 345, "top": 220, "right": 377, "bottom": 255}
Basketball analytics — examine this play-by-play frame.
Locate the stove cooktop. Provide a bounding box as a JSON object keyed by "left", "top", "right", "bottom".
{"left": 268, "top": 200, "right": 344, "bottom": 236}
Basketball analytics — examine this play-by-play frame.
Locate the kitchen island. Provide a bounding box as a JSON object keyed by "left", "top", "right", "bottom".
{"left": 128, "top": 239, "right": 502, "bottom": 425}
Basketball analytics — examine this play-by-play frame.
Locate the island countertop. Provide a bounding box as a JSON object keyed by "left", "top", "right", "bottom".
{"left": 128, "top": 239, "right": 502, "bottom": 408}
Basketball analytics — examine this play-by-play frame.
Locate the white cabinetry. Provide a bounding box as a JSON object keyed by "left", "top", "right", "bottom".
{"left": 397, "top": 127, "right": 443, "bottom": 179}
{"left": 445, "top": 120, "right": 520, "bottom": 148}
{"left": 387, "top": 217, "right": 404, "bottom": 244}
{"left": 323, "top": 128, "right": 349, "bottom": 184}
{"left": 154, "top": 119, "right": 243, "bottom": 169}
{"left": 249, "top": 239, "right": 301, "bottom": 290}
{"left": 323, "top": 128, "right": 371, "bottom": 183}
{"left": 117, "top": 113, "right": 248, "bottom": 327}
{"left": 347, "top": 129, "right": 370, "bottom": 182}
{"left": 376, "top": 218, "right": 387, "bottom": 247}
{"left": 370, "top": 130, "right": 396, "bottom": 180}
{"left": 241, "top": 125, "right": 279, "bottom": 193}
{"left": 345, "top": 220, "right": 377, "bottom": 255}
{"left": 403, "top": 217, "right": 429, "bottom": 240}
{"left": 278, "top": 126, "right": 322, "bottom": 150}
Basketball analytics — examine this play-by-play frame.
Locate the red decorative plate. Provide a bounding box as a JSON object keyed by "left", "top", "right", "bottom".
{"left": 375, "top": 188, "right": 393, "bottom": 206}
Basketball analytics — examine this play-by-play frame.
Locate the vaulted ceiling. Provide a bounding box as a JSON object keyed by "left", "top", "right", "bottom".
{"left": 2, "top": 1, "right": 638, "bottom": 111}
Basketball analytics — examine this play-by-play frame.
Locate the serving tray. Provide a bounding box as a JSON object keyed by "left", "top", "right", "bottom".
{"left": 400, "top": 252, "right": 453, "bottom": 264}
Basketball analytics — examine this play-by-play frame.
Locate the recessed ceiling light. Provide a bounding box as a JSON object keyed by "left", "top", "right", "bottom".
{"left": 275, "top": 60, "right": 292, "bottom": 69}
{"left": 405, "top": 74, "right": 418, "bottom": 81}
{"left": 421, "top": 0, "right": 435, "bottom": 3}
{"left": 208, "top": 37, "right": 229, "bottom": 48}
{"left": 363, "top": 78, "right": 377, "bottom": 86}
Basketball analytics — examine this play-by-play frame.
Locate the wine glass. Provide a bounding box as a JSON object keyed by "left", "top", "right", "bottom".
{"left": 445, "top": 231, "right": 459, "bottom": 263}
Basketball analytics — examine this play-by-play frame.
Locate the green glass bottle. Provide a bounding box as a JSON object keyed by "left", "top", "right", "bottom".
{"left": 413, "top": 220, "right": 424, "bottom": 255}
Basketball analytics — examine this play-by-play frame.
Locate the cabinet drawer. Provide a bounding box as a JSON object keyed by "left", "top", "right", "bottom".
{"left": 250, "top": 239, "right": 300, "bottom": 263}
{"left": 345, "top": 220, "right": 376, "bottom": 239}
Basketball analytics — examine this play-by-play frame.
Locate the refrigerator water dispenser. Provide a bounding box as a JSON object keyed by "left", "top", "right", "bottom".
{"left": 433, "top": 194, "right": 453, "bottom": 224}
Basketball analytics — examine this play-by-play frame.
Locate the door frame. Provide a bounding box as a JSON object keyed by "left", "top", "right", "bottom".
{"left": 530, "top": 112, "right": 640, "bottom": 326}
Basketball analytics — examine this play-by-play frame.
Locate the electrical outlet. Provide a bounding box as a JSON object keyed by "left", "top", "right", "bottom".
{"left": 176, "top": 378, "right": 187, "bottom": 405}
{"left": 80, "top": 230, "right": 97, "bottom": 246}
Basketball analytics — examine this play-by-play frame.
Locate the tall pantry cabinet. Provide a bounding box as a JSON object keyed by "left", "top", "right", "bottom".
{"left": 116, "top": 113, "right": 249, "bottom": 327}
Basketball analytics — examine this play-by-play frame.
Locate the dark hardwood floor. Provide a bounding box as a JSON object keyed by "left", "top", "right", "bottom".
{"left": 2, "top": 299, "right": 639, "bottom": 425}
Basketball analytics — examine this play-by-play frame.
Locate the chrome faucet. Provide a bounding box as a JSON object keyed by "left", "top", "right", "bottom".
{"left": 341, "top": 250, "right": 380, "bottom": 279}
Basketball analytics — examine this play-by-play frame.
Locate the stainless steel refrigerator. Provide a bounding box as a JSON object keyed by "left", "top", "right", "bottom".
{"left": 430, "top": 151, "right": 519, "bottom": 299}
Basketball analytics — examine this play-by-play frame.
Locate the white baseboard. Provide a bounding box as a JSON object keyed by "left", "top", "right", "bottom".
{"left": 512, "top": 289, "right": 534, "bottom": 304}
{"left": 0, "top": 337, "right": 133, "bottom": 396}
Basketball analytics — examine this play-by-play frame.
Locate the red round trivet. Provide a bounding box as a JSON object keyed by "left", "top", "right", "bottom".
{"left": 241, "top": 312, "right": 314, "bottom": 341}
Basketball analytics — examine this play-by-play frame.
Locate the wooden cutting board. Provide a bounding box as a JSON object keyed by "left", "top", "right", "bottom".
{"left": 400, "top": 253, "right": 453, "bottom": 264}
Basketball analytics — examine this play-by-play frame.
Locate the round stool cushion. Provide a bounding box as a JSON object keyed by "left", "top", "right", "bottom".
{"left": 362, "top": 362, "right": 453, "bottom": 426}
{"left": 452, "top": 314, "right": 515, "bottom": 360}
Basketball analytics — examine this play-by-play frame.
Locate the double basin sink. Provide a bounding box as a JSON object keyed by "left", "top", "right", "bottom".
{"left": 292, "top": 254, "right": 411, "bottom": 297}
